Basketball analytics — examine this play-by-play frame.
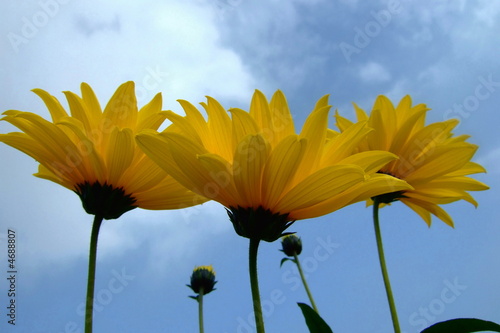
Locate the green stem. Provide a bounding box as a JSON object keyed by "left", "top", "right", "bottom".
{"left": 293, "top": 253, "right": 319, "bottom": 314}
{"left": 373, "top": 199, "right": 401, "bottom": 333}
{"left": 249, "top": 238, "right": 265, "bottom": 333}
{"left": 85, "top": 215, "right": 104, "bottom": 333}
{"left": 198, "top": 289, "right": 204, "bottom": 333}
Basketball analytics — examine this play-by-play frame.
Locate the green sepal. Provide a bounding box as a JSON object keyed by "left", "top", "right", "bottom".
{"left": 421, "top": 318, "right": 500, "bottom": 333}
{"left": 226, "top": 206, "right": 295, "bottom": 242}
{"left": 280, "top": 257, "right": 296, "bottom": 268}
{"left": 297, "top": 302, "right": 333, "bottom": 333}
{"left": 74, "top": 181, "right": 137, "bottom": 219}
{"left": 188, "top": 295, "right": 198, "bottom": 301}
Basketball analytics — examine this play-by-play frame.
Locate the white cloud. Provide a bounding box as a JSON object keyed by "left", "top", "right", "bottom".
{"left": 1, "top": 0, "right": 255, "bottom": 110}
{"left": 0, "top": 0, "right": 252, "bottom": 278}
{"left": 474, "top": 0, "right": 500, "bottom": 27}
{"left": 358, "top": 61, "right": 391, "bottom": 83}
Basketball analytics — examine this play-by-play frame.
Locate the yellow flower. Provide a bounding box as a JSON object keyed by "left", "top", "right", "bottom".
{"left": 335, "top": 95, "right": 489, "bottom": 227}
{"left": 137, "top": 90, "right": 410, "bottom": 241}
{"left": 0, "top": 82, "right": 206, "bottom": 219}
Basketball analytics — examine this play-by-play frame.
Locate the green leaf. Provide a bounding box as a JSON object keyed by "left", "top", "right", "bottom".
{"left": 297, "top": 302, "right": 333, "bottom": 333}
{"left": 421, "top": 318, "right": 500, "bottom": 333}
{"left": 280, "top": 257, "right": 296, "bottom": 267}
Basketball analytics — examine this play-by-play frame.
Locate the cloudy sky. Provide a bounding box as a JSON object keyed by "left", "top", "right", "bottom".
{"left": 1, "top": 1, "right": 499, "bottom": 332}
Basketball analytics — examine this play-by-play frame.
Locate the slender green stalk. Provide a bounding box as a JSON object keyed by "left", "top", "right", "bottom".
{"left": 373, "top": 199, "right": 401, "bottom": 333}
{"left": 249, "top": 238, "right": 265, "bottom": 333}
{"left": 85, "top": 215, "right": 104, "bottom": 333}
{"left": 293, "top": 253, "right": 319, "bottom": 313}
{"left": 198, "top": 289, "right": 205, "bottom": 333}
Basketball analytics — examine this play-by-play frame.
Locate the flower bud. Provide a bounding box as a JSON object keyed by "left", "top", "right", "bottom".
{"left": 187, "top": 265, "right": 217, "bottom": 296}
{"left": 280, "top": 234, "right": 302, "bottom": 256}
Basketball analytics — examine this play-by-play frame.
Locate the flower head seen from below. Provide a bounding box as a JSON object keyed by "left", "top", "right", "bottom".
{"left": 335, "top": 95, "right": 489, "bottom": 227}
{"left": 137, "top": 90, "right": 411, "bottom": 242}
{"left": 187, "top": 265, "right": 217, "bottom": 298}
{"left": 0, "top": 81, "right": 206, "bottom": 219}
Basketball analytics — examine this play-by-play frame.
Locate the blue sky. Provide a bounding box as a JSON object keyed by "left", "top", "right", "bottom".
{"left": 0, "top": 1, "right": 499, "bottom": 332}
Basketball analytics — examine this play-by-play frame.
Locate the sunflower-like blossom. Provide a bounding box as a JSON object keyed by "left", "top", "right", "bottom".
{"left": 0, "top": 81, "right": 206, "bottom": 219}
{"left": 137, "top": 90, "right": 410, "bottom": 241}
{"left": 335, "top": 95, "right": 489, "bottom": 227}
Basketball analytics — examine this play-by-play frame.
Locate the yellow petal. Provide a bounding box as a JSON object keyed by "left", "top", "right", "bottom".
{"left": 177, "top": 99, "right": 210, "bottom": 141}
{"left": 58, "top": 117, "right": 106, "bottom": 183}
{"left": 106, "top": 127, "right": 135, "bottom": 185}
{"left": 334, "top": 110, "right": 355, "bottom": 132}
{"left": 202, "top": 96, "right": 232, "bottom": 161}
{"left": 233, "top": 134, "right": 270, "bottom": 207}
{"left": 262, "top": 135, "right": 306, "bottom": 208}
{"left": 197, "top": 153, "right": 240, "bottom": 206}
{"left": 164, "top": 110, "right": 202, "bottom": 145}
{"left": 372, "top": 95, "right": 397, "bottom": 146}
{"left": 405, "top": 144, "right": 477, "bottom": 184}
{"left": 401, "top": 199, "right": 432, "bottom": 226}
{"left": 158, "top": 132, "right": 227, "bottom": 202}
{"left": 0, "top": 132, "right": 79, "bottom": 185}
{"left": 249, "top": 90, "right": 273, "bottom": 135}
{"left": 289, "top": 174, "right": 410, "bottom": 220}
{"left": 401, "top": 198, "right": 454, "bottom": 227}
{"left": 346, "top": 173, "right": 412, "bottom": 205}
{"left": 31, "top": 89, "right": 68, "bottom": 122}
{"left": 353, "top": 102, "right": 369, "bottom": 122}
{"left": 398, "top": 120, "right": 459, "bottom": 164}
{"left": 312, "top": 94, "right": 330, "bottom": 111}
{"left": 388, "top": 107, "right": 428, "bottom": 157}
{"left": 229, "top": 108, "right": 260, "bottom": 149}
{"left": 322, "top": 121, "right": 371, "bottom": 166}
{"left": 136, "top": 131, "right": 203, "bottom": 192}
{"left": 137, "top": 93, "right": 167, "bottom": 131}
{"left": 404, "top": 189, "right": 474, "bottom": 206}
{"left": 80, "top": 82, "right": 103, "bottom": 127}
{"left": 418, "top": 176, "right": 489, "bottom": 192}
{"left": 102, "top": 81, "right": 138, "bottom": 129}
{"left": 119, "top": 154, "right": 171, "bottom": 194}
{"left": 338, "top": 150, "right": 397, "bottom": 174}
{"left": 63, "top": 91, "right": 94, "bottom": 135}
{"left": 33, "top": 164, "right": 72, "bottom": 189}
{"left": 275, "top": 165, "right": 364, "bottom": 213}
{"left": 297, "top": 105, "right": 330, "bottom": 176}
{"left": 2, "top": 112, "right": 87, "bottom": 181}
{"left": 366, "top": 108, "right": 387, "bottom": 150}
{"left": 135, "top": 176, "right": 208, "bottom": 209}
{"left": 269, "top": 90, "right": 295, "bottom": 143}
{"left": 446, "top": 162, "right": 486, "bottom": 176}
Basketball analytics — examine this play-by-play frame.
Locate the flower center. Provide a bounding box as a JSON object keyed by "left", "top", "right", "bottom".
{"left": 226, "top": 206, "right": 295, "bottom": 242}
{"left": 374, "top": 171, "right": 408, "bottom": 204}
{"left": 74, "top": 181, "right": 137, "bottom": 219}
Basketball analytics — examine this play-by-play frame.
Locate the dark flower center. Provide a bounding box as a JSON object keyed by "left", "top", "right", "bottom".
{"left": 373, "top": 170, "right": 407, "bottom": 204}
{"left": 226, "top": 206, "right": 295, "bottom": 242}
{"left": 74, "top": 181, "right": 137, "bottom": 220}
